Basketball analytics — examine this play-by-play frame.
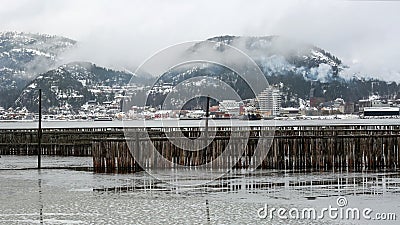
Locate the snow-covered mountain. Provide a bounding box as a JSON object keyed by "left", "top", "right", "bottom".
{"left": 205, "top": 35, "right": 343, "bottom": 81}
{"left": 0, "top": 31, "right": 76, "bottom": 107}
{"left": 153, "top": 36, "right": 399, "bottom": 107}
{"left": 151, "top": 36, "right": 344, "bottom": 106}
{"left": 15, "top": 62, "right": 136, "bottom": 111}
{"left": 2, "top": 32, "right": 399, "bottom": 111}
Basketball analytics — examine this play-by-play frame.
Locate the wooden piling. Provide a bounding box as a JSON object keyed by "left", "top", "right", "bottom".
{"left": 1, "top": 125, "right": 400, "bottom": 173}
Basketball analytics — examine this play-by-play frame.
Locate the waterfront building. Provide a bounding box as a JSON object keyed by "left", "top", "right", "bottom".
{"left": 358, "top": 95, "right": 389, "bottom": 112}
{"left": 258, "top": 87, "right": 281, "bottom": 116}
{"left": 280, "top": 107, "right": 300, "bottom": 117}
{"left": 218, "top": 100, "right": 243, "bottom": 117}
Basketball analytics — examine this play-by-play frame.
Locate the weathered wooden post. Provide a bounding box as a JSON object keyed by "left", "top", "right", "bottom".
{"left": 206, "top": 199, "right": 210, "bottom": 223}
{"left": 204, "top": 95, "right": 210, "bottom": 164}
{"left": 38, "top": 89, "right": 42, "bottom": 169}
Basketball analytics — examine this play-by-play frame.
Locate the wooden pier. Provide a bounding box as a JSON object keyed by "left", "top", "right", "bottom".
{"left": 0, "top": 127, "right": 123, "bottom": 156}
{"left": 1, "top": 125, "right": 400, "bottom": 172}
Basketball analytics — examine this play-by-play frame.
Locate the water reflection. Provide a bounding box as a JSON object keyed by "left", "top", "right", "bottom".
{"left": 1, "top": 168, "right": 399, "bottom": 224}
{"left": 38, "top": 177, "right": 43, "bottom": 225}
{"left": 0, "top": 154, "right": 399, "bottom": 224}
{"left": 93, "top": 170, "right": 400, "bottom": 199}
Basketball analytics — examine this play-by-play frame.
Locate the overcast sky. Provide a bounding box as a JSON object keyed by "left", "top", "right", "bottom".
{"left": 1, "top": 0, "right": 399, "bottom": 80}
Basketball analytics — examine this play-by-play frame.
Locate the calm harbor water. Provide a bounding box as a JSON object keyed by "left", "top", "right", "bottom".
{"left": 0, "top": 156, "right": 400, "bottom": 224}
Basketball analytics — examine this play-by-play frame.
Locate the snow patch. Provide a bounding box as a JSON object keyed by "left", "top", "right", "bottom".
{"left": 310, "top": 63, "right": 333, "bottom": 82}
{"left": 28, "top": 83, "right": 37, "bottom": 89}
{"left": 78, "top": 79, "right": 87, "bottom": 86}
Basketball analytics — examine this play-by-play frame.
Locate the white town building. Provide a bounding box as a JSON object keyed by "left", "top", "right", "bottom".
{"left": 258, "top": 87, "right": 281, "bottom": 116}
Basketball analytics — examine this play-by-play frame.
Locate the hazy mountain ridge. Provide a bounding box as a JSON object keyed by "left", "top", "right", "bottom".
{"left": 2, "top": 32, "right": 399, "bottom": 111}
{"left": 154, "top": 35, "right": 399, "bottom": 107}
{"left": 0, "top": 31, "right": 76, "bottom": 107}
{"left": 0, "top": 31, "right": 75, "bottom": 75}
{"left": 158, "top": 35, "right": 344, "bottom": 96}
{"left": 207, "top": 35, "right": 342, "bottom": 81}
{"left": 14, "top": 62, "right": 135, "bottom": 111}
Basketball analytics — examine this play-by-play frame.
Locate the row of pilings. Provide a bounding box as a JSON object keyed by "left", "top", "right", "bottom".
{"left": 0, "top": 127, "right": 124, "bottom": 156}
{"left": 1, "top": 125, "right": 400, "bottom": 172}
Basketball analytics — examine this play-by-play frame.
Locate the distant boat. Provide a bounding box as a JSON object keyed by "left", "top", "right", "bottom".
{"left": 363, "top": 107, "right": 400, "bottom": 117}
{"left": 179, "top": 116, "right": 237, "bottom": 120}
{"left": 262, "top": 116, "right": 275, "bottom": 120}
{"left": 212, "top": 117, "right": 233, "bottom": 120}
{"left": 94, "top": 116, "right": 113, "bottom": 121}
{"left": 179, "top": 117, "right": 202, "bottom": 120}
{"left": 239, "top": 114, "right": 262, "bottom": 120}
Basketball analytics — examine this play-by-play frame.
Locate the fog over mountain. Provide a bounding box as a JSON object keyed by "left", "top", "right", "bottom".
{"left": 0, "top": 0, "right": 399, "bottom": 81}
{"left": 4, "top": 31, "right": 391, "bottom": 112}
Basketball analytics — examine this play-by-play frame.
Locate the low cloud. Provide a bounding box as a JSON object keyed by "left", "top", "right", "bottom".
{"left": 1, "top": 0, "right": 400, "bottom": 80}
